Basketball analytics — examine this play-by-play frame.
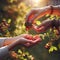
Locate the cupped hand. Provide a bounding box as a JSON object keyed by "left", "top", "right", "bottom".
{"left": 8, "top": 34, "right": 42, "bottom": 50}
{"left": 14, "top": 34, "right": 41, "bottom": 47}
{"left": 21, "top": 34, "right": 42, "bottom": 47}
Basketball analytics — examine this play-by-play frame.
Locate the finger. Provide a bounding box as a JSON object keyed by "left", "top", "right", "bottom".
{"left": 26, "top": 40, "right": 34, "bottom": 43}
{"left": 24, "top": 38, "right": 42, "bottom": 47}
{"left": 26, "top": 38, "right": 42, "bottom": 47}
{"left": 31, "top": 38, "right": 41, "bottom": 44}
{"left": 39, "top": 19, "right": 52, "bottom": 31}
{"left": 32, "top": 19, "right": 52, "bottom": 33}
{"left": 20, "top": 38, "right": 33, "bottom": 43}
{"left": 24, "top": 43, "right": 32, "bottom": 47}
{"left": 22, "top": 34, "right": 32, "bottom": 38}
{"left": 32, "top": 22, "right": 46, "bottom": 33}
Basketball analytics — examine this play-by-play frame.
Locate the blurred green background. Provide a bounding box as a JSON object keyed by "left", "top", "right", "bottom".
{"left": 0, "top": 0, "right": 60, "bottom": 60}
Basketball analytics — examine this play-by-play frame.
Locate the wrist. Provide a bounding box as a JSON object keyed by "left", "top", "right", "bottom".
{"left": 8, "top": 42, "right": 17, "bottom": 50}
{"left": 3, "top": 37, "right": 16, "bottom": 46}
{"left": 8, "top": 38, "right": 19, "bottom": 50}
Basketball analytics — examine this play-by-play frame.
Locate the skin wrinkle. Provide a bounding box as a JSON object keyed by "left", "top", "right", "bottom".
{"left": 25, "top": 5, "right": 60, "bottom": 30}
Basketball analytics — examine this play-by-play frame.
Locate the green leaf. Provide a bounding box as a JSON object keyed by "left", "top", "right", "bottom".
{"left": 9, "top": 0, "right": 14, "bottom": 3}
{"left": 19, "top": 56, "right": 24, "bottom": 60}
{"left": 23, "top": 59, "right": 27, "bottom": 60}
{"left": 49, "top": 46, "right": 58, "bottom": 53}
{"left": 53, "top": 46, "right": 58, "bottom": 51}
{"left": 49, "top": 46, "right": 54, "bottom": 53}
{"left": 36, "top": 21, "right": 41, "bottom": 25}
{"left": 25, "top": 52, "right": 29, "bottom": 56}
{"left": 45, "top": 14, "right": 50, "bottom": 17}
{"left": 8, "top": 19, "right": 11, "bottom": 24}
{"left": 18, "top": 49, "right": 22, "bottom": 54}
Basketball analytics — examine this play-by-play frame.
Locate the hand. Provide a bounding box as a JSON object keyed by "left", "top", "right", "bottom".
{"left": 7, "top": 34, "right": 41, "bottom": 50}
{"left": 14, "top": 34, "right": 41, "bottom": 46}
{"left": 32, "top": 19, "right": 52, "bottom": 33}
{"left": 25, "top": 6, "right": 51, "bottom": 30}
{"left": 24, "top": 34, "right": 42, "bottom": 47}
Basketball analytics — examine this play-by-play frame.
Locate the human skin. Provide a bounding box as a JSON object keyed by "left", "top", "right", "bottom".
{"left": 25, "top": 5, "right": 60, "bottom": 30}
{"left": 3, "top": 34, "right": 41, "bottom": 50}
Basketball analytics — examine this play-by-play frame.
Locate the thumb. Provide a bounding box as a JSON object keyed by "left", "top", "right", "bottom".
{"left": 32, "top": 38, "right": 41, "bottom": 44}
{"left": 26, "top": 40, "right": 34, "bottom": 43}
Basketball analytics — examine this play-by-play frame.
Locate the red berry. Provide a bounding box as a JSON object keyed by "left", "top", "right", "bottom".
{"left": 45, "top": 43, "right": 50, "bottom": 49}
{"left": 24, "top": 35, "right": 33, "bottom": 40}
{"left": 33, "top": 35, "right": 40, "bottom": 40}
{"left": 24, "top": 35, "right": 42, "bottom": 47}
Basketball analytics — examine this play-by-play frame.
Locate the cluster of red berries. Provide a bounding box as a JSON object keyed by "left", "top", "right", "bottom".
{"left": 24, "top": 35, "right": 42, "bottom": 47}
{"left": 23, "top": 34, "right": 53, "bottom": 49}
{"left": 24, "top": 35, "right": 52, "bottom": 49}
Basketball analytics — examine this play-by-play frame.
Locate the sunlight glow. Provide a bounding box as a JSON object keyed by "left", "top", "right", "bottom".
{"left": 33, "top": 0, "right": 40, "bottom": 4}
{"left": 31, "top": 0, "right": 40, "bottom": 7}
{"left": 25, "top": 0, "right": 49, "bottom": 8}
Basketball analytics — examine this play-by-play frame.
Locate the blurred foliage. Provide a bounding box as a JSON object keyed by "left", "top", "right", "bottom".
{"left": 49, "top": 46, "right": 58, "bottom": 53}
{"left": 36, "top": 15, "right": 60, "bottom": 53}
{"left": 0, "top": 0, "right": 34, "bottom": 60}
{"left": 10, "top": 48, "right": 34, "bottom": 60}
{"left": 0, "top": 0, "right": 60, "bottom": 60}
{"left": 0, "top": 0, "right": 31, "bottom": 37}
